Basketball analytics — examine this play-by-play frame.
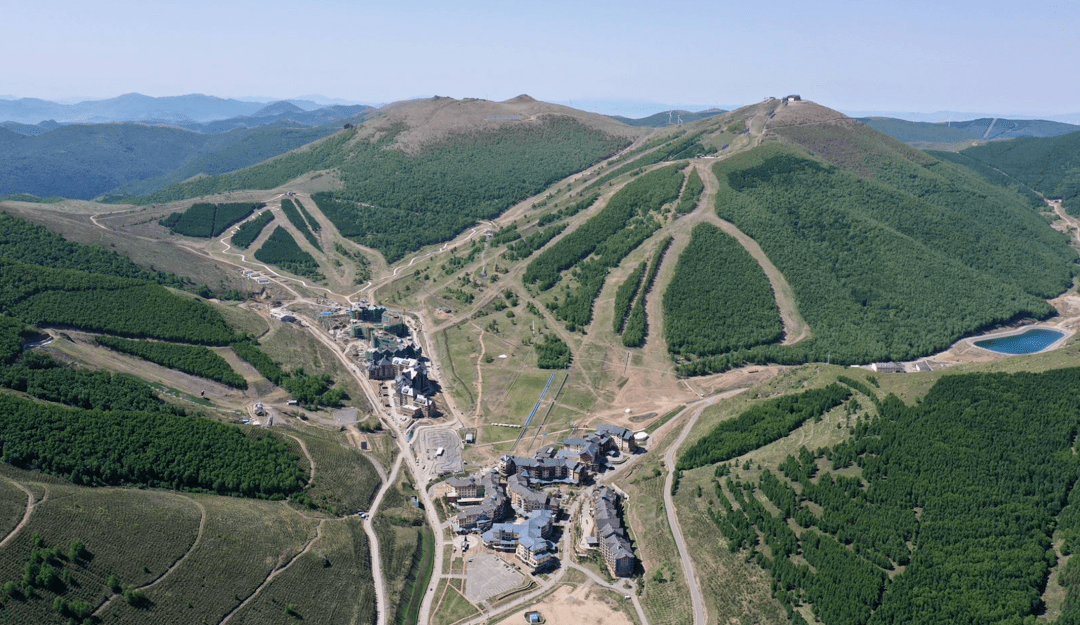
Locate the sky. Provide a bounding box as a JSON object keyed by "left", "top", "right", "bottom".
{"left": 4, "top": 0, "right": 1079, "bottom": 117}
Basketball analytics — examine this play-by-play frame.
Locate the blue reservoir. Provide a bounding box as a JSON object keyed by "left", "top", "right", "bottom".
{"left": 974, "top": 328, "right": 1065, "bottom": 355}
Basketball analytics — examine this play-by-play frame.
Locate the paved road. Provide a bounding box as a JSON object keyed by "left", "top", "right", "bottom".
{"left": 663, "top": 389, "right": 747, "bottom": 625}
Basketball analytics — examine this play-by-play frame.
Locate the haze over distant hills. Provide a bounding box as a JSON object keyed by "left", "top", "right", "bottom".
{"left": 858, "top": 116, "right": 1080, "bottom": 145}
{"left": 843, "top": 109, "right": 1080, "bottom": 125}
{"left": 608, "top": 108, "right": 727, "bottom": 128}
{"left": 0, "top": 93, "right": 371, "bottom": 125}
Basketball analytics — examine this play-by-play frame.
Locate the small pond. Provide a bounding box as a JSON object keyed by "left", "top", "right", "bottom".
{"left": 973, "top": 328, "right": 1066, "bottom": 355}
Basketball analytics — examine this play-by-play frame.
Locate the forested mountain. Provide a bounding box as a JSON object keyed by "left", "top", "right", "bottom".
{"left": 0, "top": 93, "right": 273, "bottom": 125}
{"left": 136, "top": 96, "right": 641, "bottom": 261}
{"left": 938, "top": 131, "right": 1080, "bottom": 215}
{"left": 669, "top": 102, "right": 1075, "bottom": 375}
{"left": 859, "top": 116, "right": 1079, "bottom": 144}
{"left": 174, "top": 103, "right": 374, "bottom": 134}
{"left": 0, "top": 120, "right": 348, "bottom": 200}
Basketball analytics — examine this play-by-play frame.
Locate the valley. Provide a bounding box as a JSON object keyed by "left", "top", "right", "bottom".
{"left": 1, "top": 93, "right": 1080, "bottom": 625}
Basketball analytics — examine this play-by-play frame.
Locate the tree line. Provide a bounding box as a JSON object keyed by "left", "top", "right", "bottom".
{"left": 95, "top": 336, "right": 248, "bottom": 389}
{"left": 230, "top": 210, "right": 274, "bottom": 249}
{"left": 663, "top": 223, "right": 782, "bottom": 359}
{"left": 253, "top": 226, "right": 324, "bottom": 281}
{"left": 1, "top": 259, "right": 239, "bottom": 345}
{"left": 621, "top": 236, "right": 671, "bottom": 347}
{"left": 526, "top": 165, "right": 683, "bottom": 331}
{"left": 0, "top": 212, "right": 185, "bottom": 288}
{"left": 0, "top": 391, "right": 305, "bottom": 497}
{"left": 280, "top": 198, "right": 322, "bottom": 251}
{"left": 678, "top": 383, "right": 849, "bottom": 470}
{"left": 505, "top": 223, "right": 567, "bottom": 262}
{"left": 537, "top": 193, "right": 600, "bottom": 227}
{"left": 232, "top": 339, "right": 346, "bottom": 408}
{"left": 160, "top": 202, "right": 263, "bottom": 238}
{"left": 674, "top": 167, "right": 704, "bottom": 215}
{"left": 0, "top": 318, "right": 180, "bottom": 414}
{"left": 612, "top": 261, "right": 645, "bottom": 334}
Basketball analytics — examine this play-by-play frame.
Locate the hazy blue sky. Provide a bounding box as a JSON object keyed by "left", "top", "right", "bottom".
{"left": 5, "top": 0, "right": 1078, "bottom": 115}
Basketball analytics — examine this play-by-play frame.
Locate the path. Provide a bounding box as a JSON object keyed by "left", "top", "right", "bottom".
{"left": 1052, "top": 200, "right": 1080, "bottom": 247}
{"left": 288, "top": 434, "right": 317, "bottom": 483}
{"left": 701, "top": 210, "right": 811, "bottom": 345}
{"left": 473, "top": 325, "right": 487, "bottom": 420}
{"left": 663, "top": 388, "right": 748, "bottom": 625}
{"left": 0, "top": 478, "right": 39, "bottom": 549}
{"left": 93, "top": 495, "right": 209, "bottom": 618}
{"left": 219, "top": 518, "right": 327, "bottom": 624}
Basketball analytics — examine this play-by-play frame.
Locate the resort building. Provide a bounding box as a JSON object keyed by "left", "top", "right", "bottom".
{"left": 482, "top": 509, "right": 556, "bottom": 571}
{"left": 593, "top": 486, "right": 635, "bottom": 577}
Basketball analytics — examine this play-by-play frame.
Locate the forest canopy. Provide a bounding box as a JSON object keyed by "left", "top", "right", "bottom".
{"left": 701, "top": 367, "right": 1080, "bottom": 625}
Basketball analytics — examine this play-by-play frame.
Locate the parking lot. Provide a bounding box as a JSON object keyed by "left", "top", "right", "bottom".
{"left": 421, "top": 428, "right": 464, "bottom": 477}
{"left": 464, "top": 554, "right": 524, "bottom": 603}
{"left": 333, "top": 407, "right": 359, "bottom": 425}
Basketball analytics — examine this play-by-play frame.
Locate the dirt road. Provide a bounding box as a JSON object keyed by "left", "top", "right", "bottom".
{"left": 366, "top": 454, "right": 403, "bottom": 625}
{"left": 663, "top": 388, "right": 748, "bottom": 625}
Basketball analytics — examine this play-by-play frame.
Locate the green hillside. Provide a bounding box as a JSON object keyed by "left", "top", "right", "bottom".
{"left": 674, "top": 139, "right": 1070, "bottom": 375}
{"left": 103, "top": 122, "right": 341, "bottom": 199}
{"left": 773, "top": 119, "right": 1074, "bottom": 297}
{"left": 133, "top": 110, "right": 630, "bottom": 262}
{"left": 691, "top": 367, "right": 1080, "bottom": 624}
{"left": 943, "top": 131, "right": 1080, "bottom": 215}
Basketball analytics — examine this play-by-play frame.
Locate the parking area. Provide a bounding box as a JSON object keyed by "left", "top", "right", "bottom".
{"left": 464, "top": 554, "right": 524, "bottom": 603}
{"left": 333, "top": 407, "right": 359, "bottom": 425}
{"left": 421, "top": 428, "right": 464, "bottom": 477}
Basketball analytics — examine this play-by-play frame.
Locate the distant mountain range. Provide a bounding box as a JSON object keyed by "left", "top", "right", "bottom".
{"left": 0, "top": 93, "right": 371, "bottom": 125}
{"left": 0, "top": 108, "right": 372, "bottom": 200}
{"left": 844, "top": 109, "right": 1080, "bottom": 125}
{"left": 858, "top": 117, "right": 1080, "bottom": 144}
{"left": 608, "top": 109, "right": 726, "bottom": 128}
